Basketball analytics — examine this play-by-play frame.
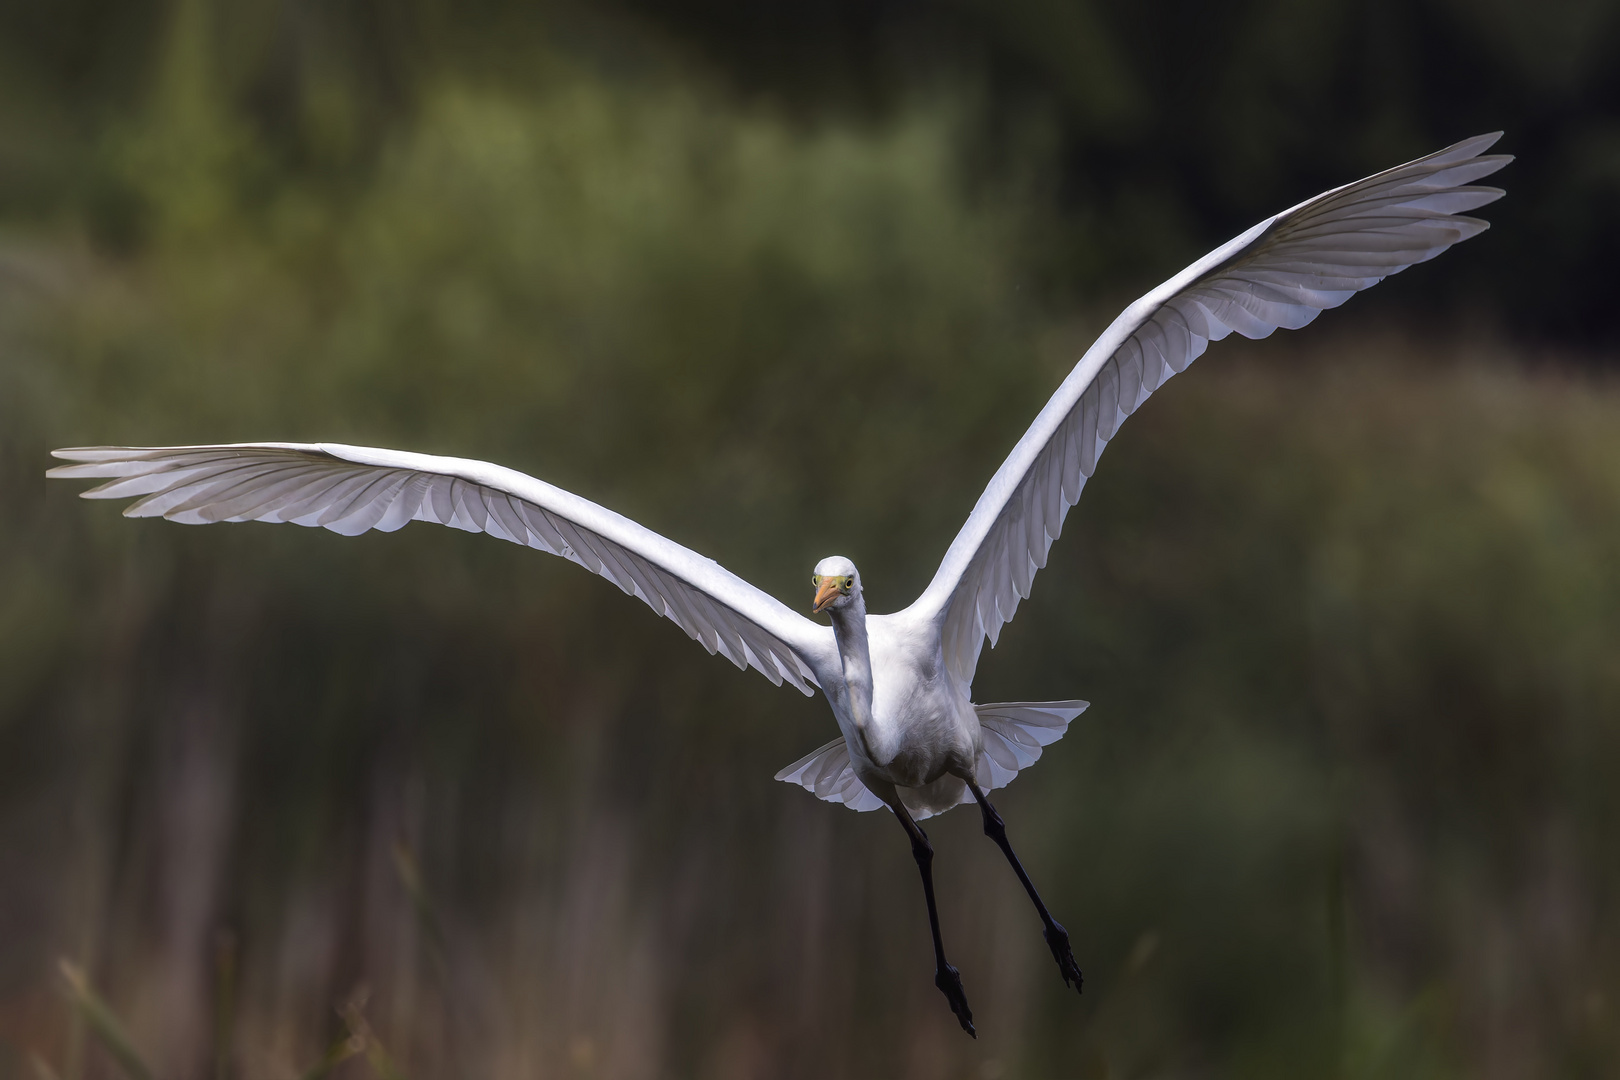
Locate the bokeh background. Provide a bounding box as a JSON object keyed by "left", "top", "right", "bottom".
{"left": 2, "top": 1, "right": 1619, "bottom": 1077}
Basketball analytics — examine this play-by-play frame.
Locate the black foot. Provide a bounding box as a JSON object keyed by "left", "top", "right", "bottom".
{"left": 1044, "top": 921, "right": 1083, "bottom": 993}
{"left": 934, "top": 962, "right": 976, "bottom": 1038}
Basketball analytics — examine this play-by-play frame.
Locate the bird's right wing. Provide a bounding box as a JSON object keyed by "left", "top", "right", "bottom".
{"left": 906, "top": 133, "right": 1510, "bottom": 682}
{"left": 49, "top": 442, "right": 834, "bottom": 693}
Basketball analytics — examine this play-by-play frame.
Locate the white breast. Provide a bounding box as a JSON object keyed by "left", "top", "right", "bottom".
{"left": 862, "top": 613, "right": 979, "bottom": 787}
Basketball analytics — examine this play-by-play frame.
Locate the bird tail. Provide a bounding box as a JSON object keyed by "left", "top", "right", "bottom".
{"left": 774, "top": 737, "right": 888, "bottom": 812}
{"left": 776, "top": 698, "right": 1089, "bottom": 817}
{"left": 971, "top": 700, "right": 1089, "bottom": 792}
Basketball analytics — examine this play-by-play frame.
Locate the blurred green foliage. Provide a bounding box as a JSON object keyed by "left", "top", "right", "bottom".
{"left": 1, "top": 2, "right": 1618, "bottom": 1079}
{"left": 3, "top": 0, "right": 1619, "bottom": 343}
{"left": 568, "top": 0, "right": 1620, "bottom": 344}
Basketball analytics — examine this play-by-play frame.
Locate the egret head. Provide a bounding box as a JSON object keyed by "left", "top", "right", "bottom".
{"left": 811, "top": 555, "right": 861, "bottom": 614}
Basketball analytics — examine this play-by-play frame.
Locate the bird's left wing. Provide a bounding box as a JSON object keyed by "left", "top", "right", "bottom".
{"left": 905, "top": 133, "right": 1510, "bottom": 682}
{"left": 49, "top": 442, "right": 832, "bottom": 693}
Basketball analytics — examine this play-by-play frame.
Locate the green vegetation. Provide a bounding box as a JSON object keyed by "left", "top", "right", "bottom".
{"left": 1, "top": 2, "right": 1617, "bottom": 1078}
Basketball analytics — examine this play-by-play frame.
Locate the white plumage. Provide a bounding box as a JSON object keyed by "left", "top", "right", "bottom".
{"left": 912, "top": 132, "right": 1509, "bottom": 683}
{"left": 776, "top": 700, "right": 1087, "bottom": 812}
{"left": 50, "top": 134, "right": 1508, "bottom": 1033}
{"left": 52, "top": 442, "right": 823, "bottom": 692}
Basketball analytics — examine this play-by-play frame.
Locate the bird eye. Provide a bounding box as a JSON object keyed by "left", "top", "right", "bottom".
{"left": 811, "top": 575, "right": 821, "bottom": 587}
{"left": 843, "top": 576, "right": 853, "bottom": 589}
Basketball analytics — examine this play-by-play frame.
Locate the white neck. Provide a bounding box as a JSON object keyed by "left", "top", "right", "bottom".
{"left": 826, "top": 592, "right": 875, "bottom": 754}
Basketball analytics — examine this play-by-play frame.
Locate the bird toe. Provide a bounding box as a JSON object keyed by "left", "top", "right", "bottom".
{"left": 934, "top": 963, "right": 976, "bottom": 1037}
{"left": 1044, "top": 922, "right": 1083, "bottom": 994}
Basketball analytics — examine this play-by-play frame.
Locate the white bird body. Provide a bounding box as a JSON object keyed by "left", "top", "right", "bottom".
{"left": 49, "top": 134, "right": 1511, "bottom": 1033}
{"left": 821, "top": 596, "right": 979, "bottom": 817}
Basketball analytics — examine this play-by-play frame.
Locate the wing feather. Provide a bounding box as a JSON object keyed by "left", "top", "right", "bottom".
{"left": 907, "top": 134, "right": 1509, "bottom": 681}
{"left": 50, "top": 442, "right": 832, "bottom": 692}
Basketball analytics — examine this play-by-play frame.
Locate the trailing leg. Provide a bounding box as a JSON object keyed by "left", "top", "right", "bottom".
{"left": 968, "top": 780, "right": 1083, "bottom": 992}
{"left": 893, "top": 803, "right": 976, "bottom": 1037}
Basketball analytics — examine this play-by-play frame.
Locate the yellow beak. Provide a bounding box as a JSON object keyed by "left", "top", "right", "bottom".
{"left": 813, "top": 576, "right": 842, "bottom": 614}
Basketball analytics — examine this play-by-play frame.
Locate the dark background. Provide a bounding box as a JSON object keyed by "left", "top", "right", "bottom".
{"left": 1, "top": 1, "right": 1617, "bottom": 1077}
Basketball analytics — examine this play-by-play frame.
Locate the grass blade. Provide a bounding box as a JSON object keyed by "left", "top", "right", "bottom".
{"left": 295, "top": 1035, "right": 365, "bottom": 1080}
{"left": 339, "top": 990, "right": 408, "bottom": 1080}
{"left": 56, "top": 960, "right": 156, "bottom": 1080}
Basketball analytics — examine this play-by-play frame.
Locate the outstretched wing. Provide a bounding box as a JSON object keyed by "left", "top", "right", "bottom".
{"left": 906, "top": 133, "right": 1510, "bottom": 681}
{"left": 49, "top": 442, "right": 833, "bottom": 692}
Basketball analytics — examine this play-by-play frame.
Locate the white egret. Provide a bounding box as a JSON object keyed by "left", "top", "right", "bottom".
{"left": 50, "top": 134, "right": 1508, "bottom": 1036}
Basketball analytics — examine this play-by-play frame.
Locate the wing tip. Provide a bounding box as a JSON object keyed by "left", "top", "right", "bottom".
{"left": 47, "top": 447, "right": 138, "bottom": 473}
{"left": 51, "top": 445, "right": 130, "bottom": 460}
{"left": 1441, "top": 131, "right": 1505, "bottom": 159}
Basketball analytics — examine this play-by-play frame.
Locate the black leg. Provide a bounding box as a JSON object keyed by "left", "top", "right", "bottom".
{"left": 893, "top": 803, "right": 976, "bottom": 1037}
{"left": 967, "top": 779, "right": 1083, "bottom": 993}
